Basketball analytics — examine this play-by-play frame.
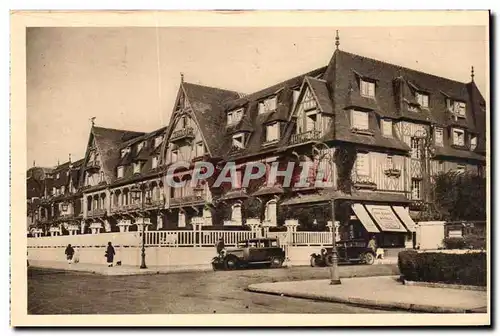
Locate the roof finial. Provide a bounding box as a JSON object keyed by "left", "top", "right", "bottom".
{"left": 180, "top": 72, "right": 184, "bottom": 83}
{"left": 335, "top": 30, "right": 340, "bottom": 50}
{"left": 68, "top": 153, "right": 72, "bottom": 163}
{"left": 90, "top": 116, "right": 96, "bottom": 126}
{"left": 33, "top": 160, "right": 35, "bottom": 167}
{"left": 57, "top": 159, "right": 60, "bottom": 166}
{"left": 471, "top": 66, "right": 475, "bottom": 82}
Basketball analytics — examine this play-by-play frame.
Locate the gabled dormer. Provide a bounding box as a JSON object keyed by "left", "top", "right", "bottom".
{"left": 226, "top": 108, "right": 244, "bottom": 126}
{"left": 290, "top": 76, "right": 333, "bottom": 145}
{"left": 258, "top": 95, "right": 278, "bottom": 114}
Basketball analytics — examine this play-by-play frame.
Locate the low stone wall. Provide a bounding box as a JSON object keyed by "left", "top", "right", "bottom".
{"left": 28, "top": 245, "right": 324, "bottom": 267}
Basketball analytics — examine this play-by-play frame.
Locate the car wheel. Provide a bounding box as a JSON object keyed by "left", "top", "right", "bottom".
{"left": 324, "top": 253, "right": 334, "bottom": 266}
{"left": 310, "top": 255, "right": 320, "bottom": 267}
{"left": 269, "top": 256, "right": 283, "bottom": 268}
{"left": 224, "top": 256, "right": 238, "bottom": 270}
{"left": 364, "top": 252, "right": 375, "bottom": 265}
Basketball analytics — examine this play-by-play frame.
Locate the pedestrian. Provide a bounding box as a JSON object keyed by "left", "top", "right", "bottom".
{"left": 216, "top": 237, "right": 225, "bottom": 255}
{"left": 367, "top": 235, "right": 377, "bottom": 254}
{"left": 65, "top": 244, "right": 75, "bottom": 264}
{"left": 105, "top": 241, "right": 115, "bottom": 267}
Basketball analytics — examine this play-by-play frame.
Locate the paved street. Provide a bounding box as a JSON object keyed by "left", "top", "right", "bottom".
{"left": 28, "top": 264, "right": 406, "bottom": 314}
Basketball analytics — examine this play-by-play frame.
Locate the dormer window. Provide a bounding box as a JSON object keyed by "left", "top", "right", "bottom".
{"left": 447, "top": 99, "right": 466, "bottom": 118}
{"left": 470, "top": 135, "right": 477, "bottom": 151}
{"left": 452, "top": 128, "right": 465, "bottom": 146}
{"left": 416, "top": 92, "right": 429, "bottom": 108}
{"left": 120, "top": 147, "right": 131, "bottom": 158}
{"left": 152, "top": 156, "right": 159, "bottom": 169}
{"left": 227, "top": 108, "right": 243, "bottom": 126}
{"left": 258, "top": 96, "right": 277, "bottom": 114}
{"left": 117, "top": 166, "right": 124, "bottom": 178}
{"left": 56, "top": 173, "right": 60, "bottom": 179}
{"left": 232, "top": 133, "right": 245, "bottom": 149}
{"left": 154, "top": 135, "right": 163, "bottom": 148}
{"left": 434, "top": 127, "right": 444, "bottom": 146}
{"left": 360, "top": 79, "right": 375, "bottom": 98}
{"left": 265, "top": 122, "right": 280, "bottom": 143}
{"left": 351, "top": 110, "right": 369, "bottom": 130}
{"left": 133, "top": 162, "right": 142, "bottom": 174}
{"left": 381, "top": 119, "right": 392, "bottom": 138}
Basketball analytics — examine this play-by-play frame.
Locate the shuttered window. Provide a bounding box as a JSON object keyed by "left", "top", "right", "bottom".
{"left": 434, "top": 128, "right": 444, "bottom": 146}
{"left": 360, "top": 80, "right": 375, "bottom": 97}
{"left": 381, "top": 119, "right": 392, "bottom": 137}
{"left": 266, "top": 123, "right": 280, "bottom": 142}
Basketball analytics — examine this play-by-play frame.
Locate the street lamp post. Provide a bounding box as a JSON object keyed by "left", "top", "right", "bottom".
{"left": 131, "top": 184, "right": 147, "bottom": 269}
{"left": 312, "top": 141, "right": 341, "bottom": 285}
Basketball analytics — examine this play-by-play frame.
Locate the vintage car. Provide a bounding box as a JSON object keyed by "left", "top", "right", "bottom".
{"left": 310, "top": 239, "right": 376, "bottom": 267}
{"left": 212, "top": 238, "right": 286, "bottom": 271}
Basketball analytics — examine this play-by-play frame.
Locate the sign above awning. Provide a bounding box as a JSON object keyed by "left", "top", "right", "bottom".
{"left": 351, "top": 203, "right": 380, "bottom": 233}
{"left": 392, "top": 206, "right": 417, "bottom": 232}
{"left": 365, "top": 205, "right": 408, "bottom": 233}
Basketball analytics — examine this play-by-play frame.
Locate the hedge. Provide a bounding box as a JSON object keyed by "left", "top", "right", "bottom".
{"left": 398, "top": 250, "right": 486, "bottom": 286}
{"left": 443, "top": 234, "right": 486, "bottom": 250}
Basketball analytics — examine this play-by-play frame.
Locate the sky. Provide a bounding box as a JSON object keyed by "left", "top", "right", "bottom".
{"left": 26, "top": 26, "right": 487, "bottom": 167}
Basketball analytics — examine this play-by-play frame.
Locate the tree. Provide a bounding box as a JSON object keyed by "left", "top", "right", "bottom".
{"left": 432, "top": 171, "right": 486, "bottom": 221}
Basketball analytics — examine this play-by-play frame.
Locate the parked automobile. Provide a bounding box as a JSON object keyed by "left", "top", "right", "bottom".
{"left": 212, "top": 238, "right": 286, "bottom": 271}
{"left": 310, "top": 239, "right": 376, "bottom": 267}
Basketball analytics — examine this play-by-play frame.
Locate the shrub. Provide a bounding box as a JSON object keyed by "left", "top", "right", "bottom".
{"left": 398, "top": 250, "right": 486, "bottom": 286}
{"left": 443, "top": 237, "right": 466, "bottom": 249}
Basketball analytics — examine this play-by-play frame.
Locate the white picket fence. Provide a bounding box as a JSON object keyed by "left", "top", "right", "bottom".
{"left": 27, "top": 230, "right": 333, "bottom": 248}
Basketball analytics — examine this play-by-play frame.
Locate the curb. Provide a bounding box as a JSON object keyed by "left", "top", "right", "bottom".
{"left": 403, "top": 280, "right": 487, "bottom": 292}
{"left": 247, "top": 284, "right": 486, "bottom": 313}
{"left": 28, "top": 264, "right": 213, "bottom": 276}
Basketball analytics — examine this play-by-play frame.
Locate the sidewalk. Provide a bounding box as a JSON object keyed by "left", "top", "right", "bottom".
{"left": 247, "top": 276, "right": 487, "bottom": 313}
{"left": 28, "top": 260, "right": 212, "bottom": 276}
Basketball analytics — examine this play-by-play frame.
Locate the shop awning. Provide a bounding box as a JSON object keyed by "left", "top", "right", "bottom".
{"left": 351, "top": 203, "right": 380, "bottom": 233}
{"left": 364, "top": 205, "right": 408, "bottom": 233}
{"left": 392, "top": 206, "right": 417, "bottom": 232}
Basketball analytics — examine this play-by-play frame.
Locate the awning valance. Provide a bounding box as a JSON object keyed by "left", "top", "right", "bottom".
{"left": 365, "top": 205, "right": 408, "bottom": 233}
{"left": 392, "top": 206, "right": 417, "bottom": 232}
{"left": 351, "top": 203, "right": 380, "bottom": 233}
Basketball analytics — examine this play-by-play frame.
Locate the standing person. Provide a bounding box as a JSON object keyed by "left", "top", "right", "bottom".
{"left": 367, "top": 235, "right": 377, "bottom": 254}
{"left": 65, "top": 244, "right": 75, "bottom": 264}
{"left": 216, "top": 237, "right": 225, "bottom": 255}
{"left": 105, "top": 242, "right": 115, "bottom": 267}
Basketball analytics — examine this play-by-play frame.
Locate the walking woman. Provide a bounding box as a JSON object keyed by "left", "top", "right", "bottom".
{"left": 65, "top": 244, "right": 75, "bottom": 264}
{"left": 105, "top": 242, "right": 115, "bottom": 267}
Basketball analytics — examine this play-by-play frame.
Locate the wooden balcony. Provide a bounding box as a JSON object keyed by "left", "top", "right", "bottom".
{"left": 170, "top": 127, "right": 195, "bottom": 142}
{"left": 290, "top": 130, "right": 322, "bottom": 145}
{"left": 85, "top": 160, "right": 101, "bottom": 171}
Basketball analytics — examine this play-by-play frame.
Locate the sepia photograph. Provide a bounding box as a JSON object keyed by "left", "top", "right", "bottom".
{"left": 11, "top": 10, "right": 490, "bottom": 327}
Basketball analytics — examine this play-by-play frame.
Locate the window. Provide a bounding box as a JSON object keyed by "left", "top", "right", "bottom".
{"left": 352, "top": 110, "right": 369, "bottom": 130}
{"left": 100, "top": 171, "right": 105, "bottom": 182}
{"left": 470, "top": 135, "right": 477, "bottom": 151}
{"left": 56, "top": 173, "right": 60, "bottom": 179}
{"left": 52, "top": 187, "right": 56, "bottom": 195}
{"left": 120, "top": 147, "right": 130, "bottom": 158}
{"left": 455, "top": 101, "right": 466, "bottom": 117}
{"left": 232, "top": 133, "right": 245, "bottom": 149}
{"left": 360, "top": 79, "right": 375, "bottom": 98}
{"left": 411, "top": 179, "right": 421, "bottom": 200}
{"left": 259, "top": 96, "right": 277, "bottom": 114}
{"left": 154, "top": 135, "right": 163, "bottom": 148}
{"left": 438, "top": 161, "right": 444, "bottom": 172}
{"left": 452, "top": 128, "right": 465, "bottom": 146}
{"left": 266, "top": 123, "right": 280, "bottom": 142}
{"left": 456, "top": 165, "right": 466, "bottom": 173}
{"left": 381, "top": 119, "right": 392, "bottom": 137}
{"left": 434, "top": 128, "right": 444, "bottom": 146}
{"left": 227, "top": 108, "right": 243, "bottom": 125}
{"left": 411, "top": 137, "right": 421, "bottom": 159}
{"left": 133, "top": 162, "right": 141, "bottom": 174}
{"left": 356, "top": 152, "right": 370, "bottom": 177}
{"left": 386, "top": 155, "right": 394, "bottom": 170}
{"left": 305, "top": 111, "right": 317, "bottom": 131}
{"left": 152, "top": 156, "right": 158, "bottom": 169}
{"left": 61, "top": 186, "right": 65, "bottom": 194}
{"left": 416, "top": 92, "right": 429, "bottom": 108}
{"left": 171, "top": 150, "right": 178, "bottom": 162}
{"left": 195, "top": 142, "right": 205, "bottom": 157}
{"left": 180, "top": 116, "right": 187, "bottom": 128}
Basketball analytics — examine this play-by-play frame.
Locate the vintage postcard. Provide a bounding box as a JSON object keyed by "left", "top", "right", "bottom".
{"left": 11, "top": 10, "right": 490, "bottom": 327}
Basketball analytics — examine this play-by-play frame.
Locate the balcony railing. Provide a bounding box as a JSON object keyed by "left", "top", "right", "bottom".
{"left": 290, "top": 130, "right": 322, "bottom": 145}
{"left": 144, "top": 199, "right": 165, "bottom": 209}
{"left": 85, "top": 160, "right": 101, "bottom": 171}
{"left": 170, "top": 127, "right": 195, "bottom": 142}
{"left": 87, "top": 208, "right": 106, "bottom": 217}
{"left": 169, "top": 195, "right": 205, "bottom": 206}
